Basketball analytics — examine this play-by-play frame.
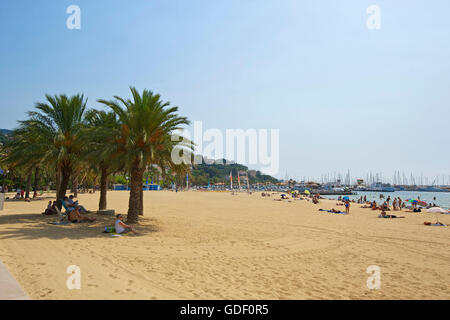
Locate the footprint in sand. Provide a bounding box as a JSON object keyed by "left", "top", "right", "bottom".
{"left": 39, "top": 288, "right": 54, "bottom": 297}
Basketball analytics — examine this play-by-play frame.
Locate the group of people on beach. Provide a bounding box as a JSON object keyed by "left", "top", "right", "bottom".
{"left": 353, "top": 195, "right": 445, "bottom": 224}
{"left": 41, "top": 195, "right": 138, "bottom": 234}
{"left": 7, "top": 188, "right": 39, "bottom": 201}
{"left": 42, "top": 195, "right": 95, "bottom": 222}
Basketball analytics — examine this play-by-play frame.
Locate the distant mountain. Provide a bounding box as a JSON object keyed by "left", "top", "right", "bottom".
{"left": 0, "top": 129, "right": 12, "bottom": 135}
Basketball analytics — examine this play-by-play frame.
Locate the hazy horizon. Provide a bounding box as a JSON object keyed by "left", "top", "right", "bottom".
{"left": 1, "top": 0, "right": 449, "bottom": 180}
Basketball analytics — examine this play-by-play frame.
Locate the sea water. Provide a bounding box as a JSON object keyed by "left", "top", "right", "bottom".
{"left": 325, "top": 191, "right": 450, "bottom": 210}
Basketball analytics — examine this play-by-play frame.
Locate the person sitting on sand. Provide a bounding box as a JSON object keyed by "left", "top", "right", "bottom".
{"left": 380, "top": 201, "right": 390, "bottom": 211}
{"left": 378, "top": 211, "right": 405, "bottom": 219}
{"left": 371, "top": 201, "right": 378, "bottom": 210}
{"left": 68, "top": 207, "right": 96, "bottom": 223}
{"left": 42, "top": 201, "right": 57, "bottom": 215}
{"left": 67, "top": 195, "right": 88, "bottom": 213}
{"left": 115, "top": 214, "right": 137, "bottom": 234}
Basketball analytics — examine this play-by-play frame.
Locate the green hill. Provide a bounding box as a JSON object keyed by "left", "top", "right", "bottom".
{"left": 190, "top": 157, "right": 279, "bottom": 186}
{"left": 0, "top": 129, "right": 11, "bottom": 145}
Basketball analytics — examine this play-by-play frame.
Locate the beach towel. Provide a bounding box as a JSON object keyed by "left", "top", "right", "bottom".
{"left": 48, "top": 221, "right": 72, "bottom": 225}
{"left": 103, "top": 226, "right": 129, "bottom": 236}
{"left": 428, "top": 224, "right": 447, "bottom": 227}
{"left": 319, "top": 209, "right": 346, "bottom": 214}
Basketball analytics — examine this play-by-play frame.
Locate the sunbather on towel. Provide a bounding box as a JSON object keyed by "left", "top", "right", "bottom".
{"left": 424, "top": 221, "right": 446, "bottom": 226}
{"left": 378, "top": 211, "right": 405, "bottom": 219}
{"left": 319, "top": 208, "right": 344, "bottom": 214}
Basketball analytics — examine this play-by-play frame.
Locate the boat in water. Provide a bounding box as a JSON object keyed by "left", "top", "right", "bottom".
{"left": 359, "top": 183, "right": 395, "bottom": 192}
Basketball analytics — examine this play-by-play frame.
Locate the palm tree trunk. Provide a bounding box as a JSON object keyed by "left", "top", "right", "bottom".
{"left": 33, "top": 167, "right": 40, "bottom": 196}
{"left": 139, "top": 187, "right": 144, "bottom": 215}
{"left": 56, "top": 168, "right": 61, "bottom": 196}
{"left": 127, "top": 161, "right": 143, "bottom": 224}
{"left": 25, "top": 171, "right": 32, "bottom": 199}
{"left": 73, "top": 174, "right": 79, "bottom": 197}
{"left": 99, "top": 167, "right": 108, "bottom": 210}
{"left": 57, "top": 167, "right": 71, "bottom": 209}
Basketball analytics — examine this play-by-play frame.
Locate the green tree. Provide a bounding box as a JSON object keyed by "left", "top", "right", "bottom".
{"left": 98, "top": 87, "right": 191, "bottom": 223}
{"left": 24, "top": 94, "right": 87, "bottom": 207}
{"left": 83, "top": 109, "right": 121, "bottom": 210}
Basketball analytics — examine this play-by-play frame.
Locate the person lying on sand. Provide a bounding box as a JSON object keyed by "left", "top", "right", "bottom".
{"left": 319, "top": 208, "right": 345, "bottom": 214}
{"left": 424, "top": 221, "right": 446, "bottom": 226}
{"left": 68, "top": 208, "right": 96, "bottom": 223}
{"left": 115, "top": 214, "right": 137, "bottom": 234}
{"left": 378, "top": 211, "right": 405, "bottom": 219}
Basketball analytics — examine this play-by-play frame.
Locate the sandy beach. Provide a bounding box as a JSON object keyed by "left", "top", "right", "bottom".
{"left": 0, "top": 190, "right": 449, "bottom": 300}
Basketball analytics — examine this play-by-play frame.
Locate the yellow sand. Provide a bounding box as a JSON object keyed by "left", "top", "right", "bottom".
{"left": 0, "top": 190, "right": 449, "bottom": 300}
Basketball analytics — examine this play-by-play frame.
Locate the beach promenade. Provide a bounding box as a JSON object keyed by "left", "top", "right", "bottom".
{"left": 0, "top": 260, "right": 29, "bottom": 300}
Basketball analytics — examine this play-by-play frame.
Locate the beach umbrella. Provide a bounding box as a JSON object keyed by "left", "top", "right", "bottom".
{"left": 417, "top": 200, "right": 428, "bottom": 207}
{"left": 427, "top": 207, "right": 447, "bottom": 214}
{"left": 343, "top": 196, "right": 350, "bottom": 201}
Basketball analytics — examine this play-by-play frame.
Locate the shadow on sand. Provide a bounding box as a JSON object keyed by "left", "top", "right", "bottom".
{"left": 0, "top": 212, "right": 158, "bottom": 240}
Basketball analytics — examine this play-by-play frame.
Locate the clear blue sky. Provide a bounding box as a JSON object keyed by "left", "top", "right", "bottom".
{"left": 1, "top": 0, "right": 449, "bottom": 181}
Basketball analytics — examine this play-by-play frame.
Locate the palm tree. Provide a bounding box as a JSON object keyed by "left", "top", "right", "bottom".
{"left": 24, "top": 94, "right": 87, "bottom": 207}
{"left": 3, "top": 120, "right": 48, "bottom": 198}
{"left": 98, "top": 87, "right": 192, "bottom": 223}
{"left": 83, "top": 109, "right": 121, "bottom": 211}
